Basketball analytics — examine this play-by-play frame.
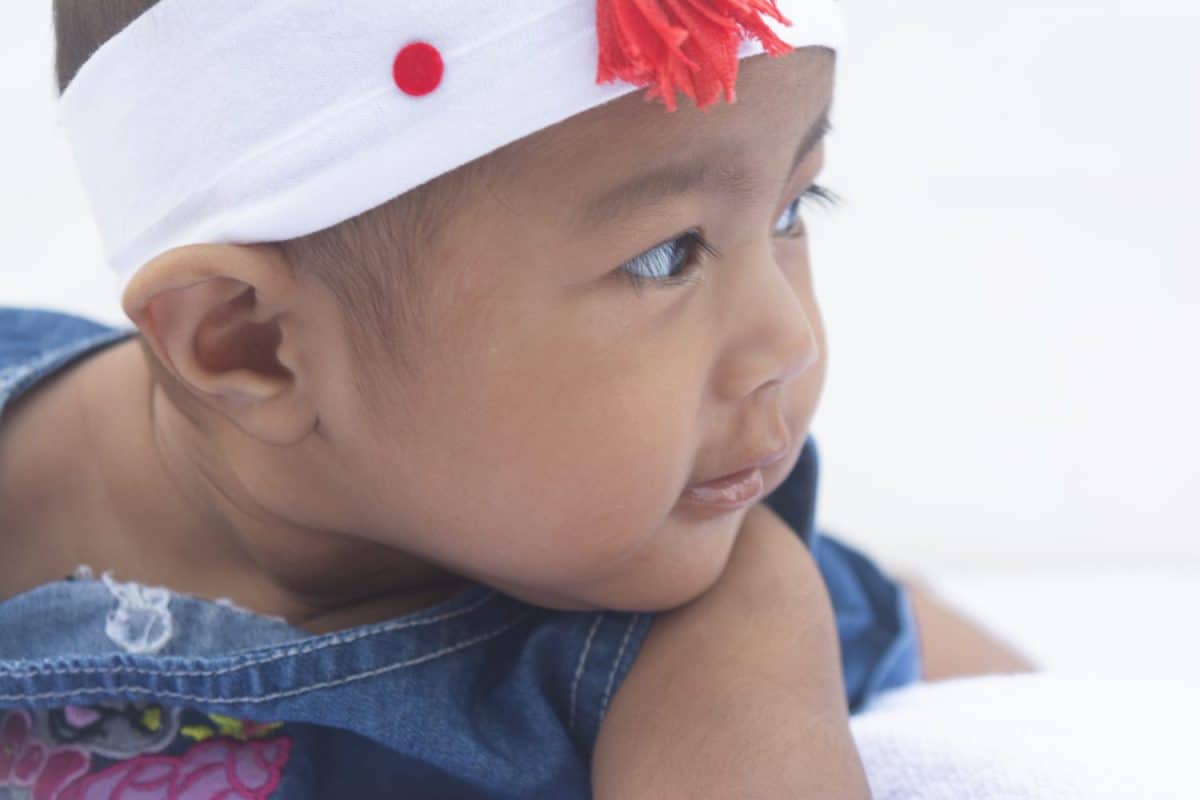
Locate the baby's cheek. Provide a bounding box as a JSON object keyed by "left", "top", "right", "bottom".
{"left": 544, "top": 426, "right": 694, "bottom": 567}
{"left": 434, "top": 336, "right": 702, "bottom": 589}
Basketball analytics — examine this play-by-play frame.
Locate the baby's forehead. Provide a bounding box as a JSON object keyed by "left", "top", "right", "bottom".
{"left": 484, "top": 49, "right": 834, "bottom": 206}
{"left": 390, "top": 47, "right": 833, "bottom": 274}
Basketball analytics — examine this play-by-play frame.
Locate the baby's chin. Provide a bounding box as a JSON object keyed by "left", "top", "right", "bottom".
{"left": 512, "top": 578, "right": 726, "bottom": 614}
{"left": 492, "top": 513, "right": 746, "bottom": 614}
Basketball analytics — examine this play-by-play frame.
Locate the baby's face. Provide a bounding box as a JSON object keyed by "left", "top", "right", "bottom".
{"left": 327, "top": 48, "right": 833, "bottom": 611}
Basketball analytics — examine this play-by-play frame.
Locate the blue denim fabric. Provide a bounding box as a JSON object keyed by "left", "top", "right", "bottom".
{"left": 0, "top": 306, "right": 921, "bottom": 798}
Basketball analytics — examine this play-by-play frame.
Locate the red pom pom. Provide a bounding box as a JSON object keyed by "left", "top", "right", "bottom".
{"left": 596, "top": 0, "right": 793, "bottom": 111}
{"left": 393, "top": 42, "right": 444, "bottom": 97}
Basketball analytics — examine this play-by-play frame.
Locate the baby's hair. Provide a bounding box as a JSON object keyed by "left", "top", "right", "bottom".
{"left": 52, "top": 0, "right": 488, "bottom": 408}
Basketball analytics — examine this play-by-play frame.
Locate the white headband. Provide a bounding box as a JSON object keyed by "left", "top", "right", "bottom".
{"left": 57, "top": 0, "right": 844, "bottom": 290}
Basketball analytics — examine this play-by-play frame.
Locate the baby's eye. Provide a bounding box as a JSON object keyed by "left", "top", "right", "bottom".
{"left": 774, "top": 183, "right": 840, "bottom": 237}
{"left": 618, "top": 229, "right": 716, "bottom": 291}
{"left": 618, "top": 183, "right": 840, "bottom": 291}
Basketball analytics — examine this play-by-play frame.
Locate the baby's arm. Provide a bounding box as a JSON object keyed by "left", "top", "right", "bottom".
{"left": 592, "top": 503, "right": 871, "bottom": 799}
{"left": 901, "top": 576, "right": 1038, "bottom": 681}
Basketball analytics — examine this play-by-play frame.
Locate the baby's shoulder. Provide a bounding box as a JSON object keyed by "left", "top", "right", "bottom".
{"left": 0, "top": 307, "right": 137, "bottom": 597}
{"left": 0, "top": 306, "right": 134, "bottom": 415}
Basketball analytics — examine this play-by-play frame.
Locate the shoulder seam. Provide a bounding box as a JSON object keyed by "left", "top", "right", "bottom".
{"left": 0, "top": 609, "right": 535, "bottom": 705}
{"left": 599, "top": 614, "right": 642, "bottom": 719}
{"left": 568, "top": 614, "right": 605, "bottom": 733}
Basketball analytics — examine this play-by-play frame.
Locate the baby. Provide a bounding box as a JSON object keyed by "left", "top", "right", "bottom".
{"left": 0, "top": 0, "right": 1034, "bottom": 797}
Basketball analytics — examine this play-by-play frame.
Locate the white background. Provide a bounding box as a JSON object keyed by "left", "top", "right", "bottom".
{"left": 1, "top": 2, "right": 1197, "bottom": 676}
{"left": 810, "top": 0, "right": 1200, "bottom": 574}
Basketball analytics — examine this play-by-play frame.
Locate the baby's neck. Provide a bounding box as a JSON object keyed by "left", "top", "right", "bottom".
{"left": 0, "top": 337, "right": 469, "bottom": 633}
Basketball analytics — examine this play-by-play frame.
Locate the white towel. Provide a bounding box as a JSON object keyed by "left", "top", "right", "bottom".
{"left": 850, "top": 673, "right": 1199, "bottom": 799}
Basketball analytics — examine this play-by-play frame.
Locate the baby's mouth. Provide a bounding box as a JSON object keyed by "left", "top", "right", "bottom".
{"left": 679, "top": 443, "right": 792, "bottom": 515}
{"left": 680, "top": 464, "right": 767, "bottom": 513}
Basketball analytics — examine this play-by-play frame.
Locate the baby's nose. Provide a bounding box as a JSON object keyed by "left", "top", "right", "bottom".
{"left": 714, "top": 245, "right": 821, "bottom": 402}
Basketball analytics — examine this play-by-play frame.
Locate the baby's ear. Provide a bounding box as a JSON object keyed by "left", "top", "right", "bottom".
{"left": 122, "top": 243, "right": 317, "bottom": 446}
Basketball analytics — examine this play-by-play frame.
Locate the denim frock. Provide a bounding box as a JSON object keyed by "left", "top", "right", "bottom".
{"left": 0, "top": 307, "right": 921, "bottom": 799}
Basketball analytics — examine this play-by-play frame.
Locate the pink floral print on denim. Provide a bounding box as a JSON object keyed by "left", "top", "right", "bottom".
{"left": 55, "top": 737, "right": 292, "bottom": 800}
{"left": 0, "top": 711, "right": 91, "bottom": 799}
{"left": 1, "top": 710, "right": 292, "bottom": 800}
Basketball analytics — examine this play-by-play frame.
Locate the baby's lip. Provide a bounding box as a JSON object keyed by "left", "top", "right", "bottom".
{"left": 679, "top": 465, "right": 767, "bottom": 513}
{"left": 686, "top": 444, "right": 792, "bottom": 490}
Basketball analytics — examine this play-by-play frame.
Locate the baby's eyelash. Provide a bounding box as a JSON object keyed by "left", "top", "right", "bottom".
{"left": 774, "top": 183, "right": 841, "bottom": 237}
{"left": 618, "top": 183, "right": 841, "bottom": 292}
{"left": 619, "top": 229, "right": 720, "bottom": 293}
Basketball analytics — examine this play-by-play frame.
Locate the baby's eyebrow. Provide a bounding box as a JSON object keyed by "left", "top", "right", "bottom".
{"left": 580, "top": 103, "right": 832, "bottom": 228}
{"left": 788, "top": 103, "right": 833, "bottom": 177}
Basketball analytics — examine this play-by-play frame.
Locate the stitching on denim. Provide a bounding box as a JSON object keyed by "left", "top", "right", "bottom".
{"left": 8, "top": 331, "right": 131, "bottom": 380}
{"left": 0, "top": 610, "right": 533, "bottom": 705}
{"left": 0, "top": 330, "right": 133, "bottom": 400}
{"left": 0, "top": 590, "right": 498, "bottom": 678}
{"left": 599, "top": 615, "right": 640, "bottom": 716}
{"left": 567, "top": 614, "right": 604, "bottom": 732}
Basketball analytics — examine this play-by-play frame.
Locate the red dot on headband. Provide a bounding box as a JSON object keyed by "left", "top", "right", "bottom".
{"left": 393, "top": 42, "right": 444, "bottom": 97}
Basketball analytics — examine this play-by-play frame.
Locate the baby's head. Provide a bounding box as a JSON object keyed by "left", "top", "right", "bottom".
{"left": 55, "top": 0, "right": 837, "bottom": 613}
